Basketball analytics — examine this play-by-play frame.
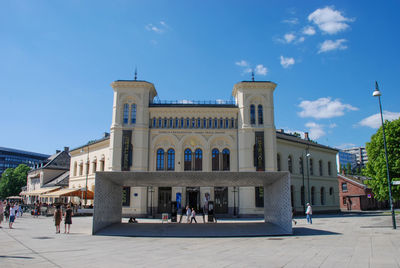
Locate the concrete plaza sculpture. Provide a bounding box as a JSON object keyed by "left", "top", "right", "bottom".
{"left": 93, "top": 171, "right": 292, "bottom": 236}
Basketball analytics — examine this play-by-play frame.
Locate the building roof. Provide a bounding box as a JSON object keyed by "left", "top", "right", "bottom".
{"left": 43, "top": 171, "right": 70, "bottom": 187}
{"left": 338, "top": 174, "right": 368, "bottom": 189}
{"left": 276, "top": 131, "right": 338, "bottom": 152}
{"left": 70, "top": 134, "right": 110, "bottom": 152}
{"left": 0, "top": 146, "right": 49, "bottom": 159}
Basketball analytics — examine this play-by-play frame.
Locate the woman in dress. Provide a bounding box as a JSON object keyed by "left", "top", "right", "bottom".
{"left": 54, "top": 205, "right": 62, "bottom": 233}
{"left": 64, "top": 204, "right": 73, "bottom": 233}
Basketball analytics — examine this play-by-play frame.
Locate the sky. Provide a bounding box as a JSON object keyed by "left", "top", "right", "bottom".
{"left": 1, "top": 0, "right": 399, "bottom": 155}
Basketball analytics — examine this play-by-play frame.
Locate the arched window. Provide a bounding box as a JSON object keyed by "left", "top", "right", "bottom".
{"left": 328, "top": 161, "right": 332, "bottom": 176}
{"left": 175, "top": 118, "right": 179, "bottom": 128}
{"left": 277, "top": 154, "right": 281, "bottom": 171}
{"left": 184, "top": 149, "right": 192, "bottom": 171}
{"left": 299, "top": 157, "right": 304, "bottom": 175}
{"left": 191, "top": 118, "right": 196, "bottom": 128}
{"left": 186, "top": 118, "right": 190, "bottom": 128}
{"left": 123, "top": 103, "right": 129, "bottom": 124}
{"left": 163, "top": 118, "right": 168, "bottom": 128}
{"left": 222, "top": 148, "right": 230, "bottom": 171}
{"left": 212, "top": 149, "right": 219, "bottom": 171}
{"left": 321, "top": 187, "right": 325, "bottom": 205}
{"left": 329, "top": 187, "right": 334, "bottom": 195}
{"left": 203, "top": 118, "right": 207, "bottom": 128}
{"left": 301, "top": 186, "right": 305, "bottom": 206}
{"left": 169, "top": 118, "right": 173, "bottom": 128}
{"left": 180, "top": 118, "right": 184, "bottom": 128}
{"left": 156, "top": 149, "right": 164, "bottom": 170}
{"left": 258, "top": 104, "right": 263, "bottom": 125}
{"left": 197, "top": 118, "right": 201, "bottom": 128}
{"left": 311, "top": 187, "right": 315, "bottom": 205}
{"left": 130, "top": 104, "right": 136, "bottom": 124}
{"left": 219, "top": 118, "right": 224, "bottom": 128}
{"left": 231, "top": 118, "right": 235, "bottom": 128}
{"left": 319, "top": 160, "right": 323, "bottom": 176}
{"left": 250, "top": 104, "right": 256, "bottom": 124}
{"left": 152, "top": 118, "right": 157, "bottom": 128}
{"left": 288, "top": 155, "right": 293, "bottom": 173}
{"left": 100, "top": 159, "right": 105, "bottom": 171}
{"left": 194, "top": 149, "right": 202, "bottom": 171}
{"left": 309, "top": 159, "right": 314, "bottom": 176}
{"left": 214, "top": 118, "right": 218, "bottom": 128}
{"left": 209, "top": 118, "right": 212, "bottom": 128}
{"left": 167, "top": 149, "right": 175, "bottom": 171}
{"left": 158, "top": 118, "right": 162, "bottom": 128}
{"left": 73, "top": 162, "right": 77, "bottom": 177}
{"left": 92, "top": 160, "right": 97, "bottom": 173}
{"left": 225, "top": 118, "right": 229, "bottom": 128}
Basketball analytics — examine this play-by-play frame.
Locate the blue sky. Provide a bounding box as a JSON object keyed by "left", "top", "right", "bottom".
{"left": 1, "top": 1, "right": 399, "bottom": 155}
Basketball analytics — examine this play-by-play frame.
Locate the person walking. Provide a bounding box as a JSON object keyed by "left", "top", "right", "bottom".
{"left": 0, "top": 200, "right": 4, "bottom": 228}
{"left": 306, "top": 203, "right": 312, "bottom": 224}
{"left": 9, "top": 203, "right": 17, "bottom": 229}
{"left": 185, "top": 205, "right": 191, "bottom": 223}
{"left": 190, "top": 208, "right": 197, "bottom": 223}
{"left": 64, "top": 205, "right": 73, "bottom": 233}
{"left": 5, "top": 202, "right": 10, "bottom": 222}
{"left": 54, "top": 205, "right": 62, "bottom": 233}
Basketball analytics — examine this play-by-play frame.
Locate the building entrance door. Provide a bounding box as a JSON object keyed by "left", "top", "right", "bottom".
{"left": 158, "top": 187, "right": 172, "bottom": 214}
{"left": 186, "top": 187, "right": 200, "bottom": 212}
{"left": 214, "top": 187, "right": 228, "bottom": 214}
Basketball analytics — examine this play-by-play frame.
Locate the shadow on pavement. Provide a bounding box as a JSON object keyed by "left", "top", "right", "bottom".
{"left": 292, "top": 227, "right": 341, "bottom": 236}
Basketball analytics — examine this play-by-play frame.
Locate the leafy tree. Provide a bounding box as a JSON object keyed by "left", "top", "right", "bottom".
{"left": 0, "top": 164, "right": 30, "bottom": 198}
{"left": 346, "top": 162, "right": 352, "bottom": 175}
{"left": 365, "top": 118, "right": 400, "bottom": 201}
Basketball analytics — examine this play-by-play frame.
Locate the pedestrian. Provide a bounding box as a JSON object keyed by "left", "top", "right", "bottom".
{"left": 190, "top": 208, "right": 197, "bottom": 223}
{"left": 5, "top": 202, "right": 10, "bottom": 222}
{"left": 9, "top": 203, "right": 17, "bottom": 229}
{"left": 18, "top": 203, "right": 23, "bottom": 217}
{"left": 306, "top": 203, "right": 312, "bottom": 224}
{"left": 186, "top": 205, "right": 191, "bottom": 223}
{"left": 54, "top": 205, "right": 62, "bottom": 233}
{"left": 292, "top": 207, "right": 297, "bottom": 225}
{"left": 0, "top": 200, "right": 4, "bottom": 228}
{"left": 64, "top": 204, "right": 73, "bottom": 233}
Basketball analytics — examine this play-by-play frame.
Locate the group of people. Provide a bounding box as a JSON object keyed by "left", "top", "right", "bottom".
{"left": 53, "top": 204, "right": 74, "bottom": 234}
{"left": 0, "top": 201, "right": 23, "bottom": 229}
{"left": 185, "top": 205, "right": 198, "bottom": 223}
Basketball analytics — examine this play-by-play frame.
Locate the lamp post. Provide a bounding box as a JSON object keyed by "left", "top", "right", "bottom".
{"left": 306, "top": 150, "right": 311, "bottom": 204}
{"left": 148, "top": 186, "right": 154, "bottom": 218}
{"left": 233, "top": 186, "right": 238, "bottom": 216}
{"left": 373, "top": 81, "right": 396, "bottom": 229}
{"left": 81, "top": 145, "right": 89, "bottom": 207}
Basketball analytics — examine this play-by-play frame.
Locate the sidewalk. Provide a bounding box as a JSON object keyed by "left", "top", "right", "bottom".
{"left": 1, "top": 213, "right": 400, "bottom": 267}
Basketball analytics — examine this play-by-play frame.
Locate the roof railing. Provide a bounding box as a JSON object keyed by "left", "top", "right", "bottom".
{"left": 151, "top": 100, "right": 236, "bottom": 105}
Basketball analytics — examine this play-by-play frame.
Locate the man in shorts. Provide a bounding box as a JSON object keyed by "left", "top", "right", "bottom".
{"left": 9, "top": 203, "right": 17, "bottom": 229}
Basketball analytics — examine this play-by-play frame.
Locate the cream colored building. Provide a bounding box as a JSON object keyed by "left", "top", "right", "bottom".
{"left": 69, "top": 79, "right": 339, "bottom": 216}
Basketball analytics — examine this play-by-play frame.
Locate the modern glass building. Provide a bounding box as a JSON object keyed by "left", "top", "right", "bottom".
{"left": 0, "top": 147, "right": 49, "bottom": 176}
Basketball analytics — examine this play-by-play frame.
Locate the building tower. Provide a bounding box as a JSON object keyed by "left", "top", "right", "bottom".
{"left": 232, "top": 81, "right": 277, "bottom": 172}
{"left": 109, "top": 80, "right": 157, "bottom": 171}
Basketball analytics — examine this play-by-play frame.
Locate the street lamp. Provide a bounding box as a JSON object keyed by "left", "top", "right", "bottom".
{"left": 233, "top": 186, "right": 238, "bottom": 216}
{"left": 148, "top": 186, "right": 154, "bottom": 218}
{"left": 373, "top": 81, "right": 396, "bottom": 229}
{"left": 81, "top": 145, "right": 89, "bottom": 207}
{"left": 306, "top": 150, "right": 311, "bottom": 204}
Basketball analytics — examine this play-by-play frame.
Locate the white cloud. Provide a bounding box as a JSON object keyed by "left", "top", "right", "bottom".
{"left": 280, "top": 56, "right": 295, "bottom": 68}
{"left": 243, "top": 68, "right": 252, "bottom": 74}
{"left": 358, "top": 111, "right": 400, "bottom": 128}
{"left": 303, "top": 26, "right": 316, "bottom": 35}
{"left": 145, "top": 21, "right": 169, "bottom": 34}
{"left": 282, "top": 18, "right": 299, "bottom": 25}
{"left": 178, "top": 99, "right": 194, "bottom": 104}
{"left": 255, "top": 64, "right": 268, "bottom": 76}
{"left": 318, "top": 39, "right": 347, "bottom": 53}
{"left": 284, "top": 33, "right": 296, "bottom": 43}
{"left": 235, "top": 60, "right": 249, "bottom": 67}
{"left": 308, "top": 6, "right": 354, "bottom": 35}
{"left": 305, "top": 122, "right": 326, "bottom": 140}
{"left": 336, "top": 143, "right": 356, "bottom": 150}
{"left": 298, "top": 97, "right": 358, "bottom": 119}
{"left": 297, "top": 36, "right": 305, "bottom": 43}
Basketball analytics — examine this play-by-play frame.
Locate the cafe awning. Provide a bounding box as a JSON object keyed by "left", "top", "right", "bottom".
{"left": 22, "top": 186, "right": 61, "bottom": 196}
{"left": 40, "top": 188, "right": 94, "bottom": 199}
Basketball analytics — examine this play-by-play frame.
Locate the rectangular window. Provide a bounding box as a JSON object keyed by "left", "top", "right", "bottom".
{"left": 342, "top": 183, "right": 348, "bottom": 192}
{"left": 122, "top": 187, "right": 131, "bottom": 206}
{"left": 123, "top": 104, "right": 129, "bottom": 124}
{"left": 209, "top": 118, "right": 212, "bottom": 128}
{"left": 255, "top": 187, "right": 264, "bottom": 207}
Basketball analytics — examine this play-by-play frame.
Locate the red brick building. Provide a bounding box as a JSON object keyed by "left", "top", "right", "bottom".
{"left": 338, "top": 174, "right": 378, "bottom": 211}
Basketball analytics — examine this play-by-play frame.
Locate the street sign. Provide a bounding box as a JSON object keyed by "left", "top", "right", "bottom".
{"left": 392, "top": 181, "right": 400, "bottom": 185}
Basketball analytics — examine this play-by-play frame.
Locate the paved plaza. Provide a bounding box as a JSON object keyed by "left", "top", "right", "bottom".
{"left": 1, "top": 212, "right": 400, "bottom": 267}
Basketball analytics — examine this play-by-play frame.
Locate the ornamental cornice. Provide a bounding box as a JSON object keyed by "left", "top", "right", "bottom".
{"left": 232, "top": 81, "right": 277, "bottom": 96}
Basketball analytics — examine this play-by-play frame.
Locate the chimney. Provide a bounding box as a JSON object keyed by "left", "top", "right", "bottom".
{"left": 304, "top": 132, "right": 309, "bottom": 140}
{"left": 64, "top": 147, "right": 69, "bottom": 152}
{"left": 277, "top": 129, "right": 284, "bottom": 133}
{"left": 56, "top": 150, "right": 61, "bottom": 153}
{"left": 104, "top": 132, "right": 110, "bottom": 138}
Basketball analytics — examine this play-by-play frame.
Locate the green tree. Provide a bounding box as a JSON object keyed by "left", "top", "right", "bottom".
{"left": 0, "top": 164, "right": 30, "bottom": 198}
{"left": 346, "top": 162, "right": 352, "bottom": 175}
{"left": 365, "top": 118, "right": 400, "bottom": 201}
